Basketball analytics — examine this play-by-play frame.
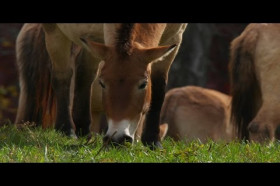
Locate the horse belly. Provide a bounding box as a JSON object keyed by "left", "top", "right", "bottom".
{"left": 56, "top": 23, "right": 104, "bottom": 45}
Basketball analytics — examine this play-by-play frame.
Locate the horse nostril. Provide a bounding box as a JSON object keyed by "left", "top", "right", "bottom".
{"left": 275, "top": 125, "right": 280, "bottom": 140}
{"left": 103, "top": 134, "right": 133, "bottom": 147}
{"left": 123, "top": 135, "right": 133, "bottom": 143}
{"left": 116, "top": 135, "right": 133, "bottom": 145}
{"left": 248, "top": 122, "right": 259, "bottom": 133}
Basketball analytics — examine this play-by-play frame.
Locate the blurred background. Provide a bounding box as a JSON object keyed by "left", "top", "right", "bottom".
{"left": 0, "top": 23, "right": 248, "bottom": 125}
{"left": 0, "top": 23, "right": 22, "bottom": 125}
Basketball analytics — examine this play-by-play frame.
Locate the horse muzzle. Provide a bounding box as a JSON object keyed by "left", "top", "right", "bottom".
{"left": 103, "top": 119, "right": 137, "bottom": 146}
{"left": 103, "top": 134, "right": 133, "bottom": 146}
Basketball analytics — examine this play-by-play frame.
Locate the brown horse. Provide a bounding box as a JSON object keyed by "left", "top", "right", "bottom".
{"left": 230, "top": 23, "right": 280, "bottom": 142}
{"left": 158, "top": 86, "right": 234, "bottom": 142}
{"left": 15, "top": 23, "right": 187, "bottom": 148}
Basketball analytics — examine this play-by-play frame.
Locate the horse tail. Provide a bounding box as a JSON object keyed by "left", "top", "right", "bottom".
{"left": 15, "top": 24, "right": 56, "bottom": 128}
{"left": 229, "top": 24, "right": 262, "bottom": 140}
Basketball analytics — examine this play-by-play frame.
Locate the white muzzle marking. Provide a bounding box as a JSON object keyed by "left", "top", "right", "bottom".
{"left": 106, "top": 119, "right": 138, "bottom": 142}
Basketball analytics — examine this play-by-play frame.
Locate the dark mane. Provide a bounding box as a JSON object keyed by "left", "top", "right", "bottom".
{"left": 115, "top": 23, "right": 135, "bottom": 57}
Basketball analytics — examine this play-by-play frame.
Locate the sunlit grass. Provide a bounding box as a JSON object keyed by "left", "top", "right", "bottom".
{"left": 0, "top": 124, "right": 280, "bottom": 163}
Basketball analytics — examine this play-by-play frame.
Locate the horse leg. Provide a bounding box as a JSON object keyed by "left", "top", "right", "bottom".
{"left": 90, "top": 111, "right": 102, "bottom": 134}
{"left": 141, "top": 70, "right": 168, "bottom": 148}
{"left": 141, "top": 26, "right": 186, "bottom": 148}
{"left": 72, "top": 49, "right": 100, "bottom": 136}
{"left": 42, "top": 24, "right": 75, "bottom": 136}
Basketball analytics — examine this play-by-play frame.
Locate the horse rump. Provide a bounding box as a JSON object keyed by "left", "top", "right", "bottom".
{"left": 15, "top": 24, "right": 56, "bottom": 128}
{"left": 229, "top": 24, "right": 262, "bottom": 140}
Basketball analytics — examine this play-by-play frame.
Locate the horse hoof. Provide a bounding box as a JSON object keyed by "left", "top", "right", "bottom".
{"left": 56, "top": 127, "right": 77, "bottom": 139}
{"left": 75, "top": 127, "right": 90, "bottom": 137}
{"left": 64, "top": 129, "right": 77, "bottom": 139}
{"left": 143, "top": 140, "right": 163, "bottom": 150}
{"left": 69, "top": 129, "right": 78, "bottom": 139}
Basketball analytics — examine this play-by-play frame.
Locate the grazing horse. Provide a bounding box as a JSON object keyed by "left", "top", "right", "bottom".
{"left": 158, "top": 86, "right": 234, "bottom": 142}
{"left": 230, "top": 23, "right": 280, "bottom": 142}
{"left": 15, "top": 23, "right": 187, "bottom": 148}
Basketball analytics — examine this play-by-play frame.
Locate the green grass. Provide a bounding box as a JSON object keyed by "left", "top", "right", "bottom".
{"left": 0, "top": 124, "right": 280, "bottom": 163}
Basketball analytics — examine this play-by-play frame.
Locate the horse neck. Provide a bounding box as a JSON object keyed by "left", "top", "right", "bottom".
{"left": 103, "top": 24, "right": 122, "bottom": 45}
{"left": 103, "top": 23, "right": 167, "bottom": 47}
{"left": 132, "top": 24, "right": 167, "bottom": 47}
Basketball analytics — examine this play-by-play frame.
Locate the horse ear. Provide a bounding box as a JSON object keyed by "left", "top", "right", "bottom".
{"left": 141, "top": 44, "right": 177, "bottom": 63}
{"left": 80, "top": 38, "right": 109, "bottom": 59}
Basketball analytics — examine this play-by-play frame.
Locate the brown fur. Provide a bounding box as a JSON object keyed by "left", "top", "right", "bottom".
{"left": 15, "top": 24, "right": 56, "bottom": 128}
{"left": 15, "top": 24, "right": 82, "bottom": 129}
{"left": 84, "top": 23, "right": 186, "bottom": 144}
{"left": 16, "top": 23, "right": 186, "bottom": 146}
{"left": 159, "top": 86, "right": 234, "bottom": 142}
{"left": 132, "top": 24, "right": 167, "bottom": 47}
{"left": 99, "top": 48, "right": 155, "bottom": 122}
{"left": 229, "top": 24, "right": 263, "bottom": 140}
{"left": 229, "top": 23, "right": 280, "bottom": 142}
{"left": 115, "top": 23, "right": 135, "bottom": 56}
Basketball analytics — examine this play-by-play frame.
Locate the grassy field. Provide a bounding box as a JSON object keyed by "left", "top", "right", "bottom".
{"left": 0, "top": 124, "right": 280, "bottom": 163}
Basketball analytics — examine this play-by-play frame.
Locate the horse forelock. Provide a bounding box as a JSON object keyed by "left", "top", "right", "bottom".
{"left": 115, "top": 23, "right": 135, "bottom": 57}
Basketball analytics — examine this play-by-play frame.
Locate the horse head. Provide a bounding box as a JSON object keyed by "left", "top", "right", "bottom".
{"left": 81, "top": 38, "right": 176, "bottom": 145}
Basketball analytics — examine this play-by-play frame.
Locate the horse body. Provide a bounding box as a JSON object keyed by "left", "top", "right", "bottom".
{"left": 15, "top": 23, "right": 187, "bottom": 147}
{"left": 56, "top": 24, "right": 104, "bottom": 44}
{"left": 55, "top": 24, "right": 184, "bottom": 48}
{"left": 159, "top": 86, "right": 234, "bottom": 142}
{"left": 230, "top": 23, "right": 280, "bottom": 142}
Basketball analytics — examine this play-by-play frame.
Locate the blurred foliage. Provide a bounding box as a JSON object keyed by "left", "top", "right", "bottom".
{"left": 0, "top": 85, "right": 18, "bottom": 122}
{"left": 0, "top": 24, "right": 22, "bottom": 124}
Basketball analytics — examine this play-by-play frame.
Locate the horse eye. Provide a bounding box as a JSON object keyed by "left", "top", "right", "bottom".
{"left": 139, "top": 81, "right": 148, "bottom": 90}
{"left": 99, "top": 80, "right": 106, "bottom": 89}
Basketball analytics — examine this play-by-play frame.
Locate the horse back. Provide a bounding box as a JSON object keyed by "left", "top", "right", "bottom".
{"left": 56, "top": 23, "right": 105, "bottom": 45}
{"left": 160, "top": 86, "right": 232, "bottom": 142}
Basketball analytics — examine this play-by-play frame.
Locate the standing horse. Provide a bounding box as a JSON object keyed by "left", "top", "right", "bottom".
{"left": 230, "top": 23, "right": 280, "bottom": 142}
{"left": 15, "top": 23, "right": 187, "bottom": 148}
{"left": 159, "top": 86, "right": 234, "bottom": 142}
